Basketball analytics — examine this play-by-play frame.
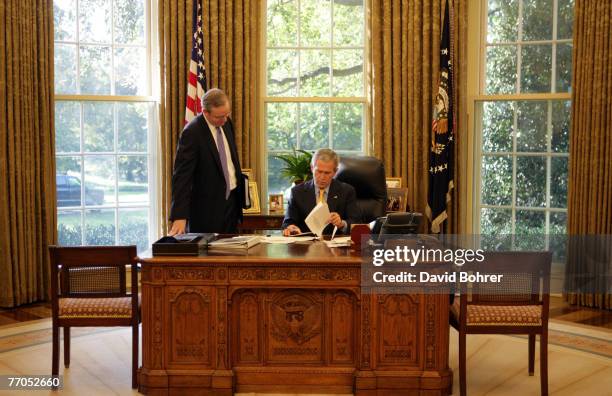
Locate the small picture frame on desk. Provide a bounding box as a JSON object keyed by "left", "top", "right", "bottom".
{"left": 268, "top": 194, "right": 284, "bottom": 213}
{"left": 243, "top": 181, "right": 261, "bottom": 214}
{"left": 386, "top": 187, "right": 408, "bottom": 213}
{"left": 386, "top": 177, "right": 402, "bottom": 188}
{"left": 242, "top": 168, "right": 253, "bottom": 181}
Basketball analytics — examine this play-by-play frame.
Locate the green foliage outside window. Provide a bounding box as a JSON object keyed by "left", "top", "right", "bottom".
{"left": 54, "top": 0, "right": 151, "bottom": 253}
{"left": 480, "top": 0, "right": 573, "bottom": 261}
{"left": 266, "top": 0, "right": 366, "bottom": 195}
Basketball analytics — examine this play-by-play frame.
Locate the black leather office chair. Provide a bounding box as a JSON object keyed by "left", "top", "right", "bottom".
{"left": 335, "top": 155, "right": 387, "bottom": 223}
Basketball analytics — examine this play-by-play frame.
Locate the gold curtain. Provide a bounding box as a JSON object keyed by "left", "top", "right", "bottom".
{"left": 0, "top": 0, "right": 55, "bottom": 307}
{"left": 565, "top": 0, "right": 612, "bottom": 309}
{"left": 158, "top": 0, "right": 192, "bottom": 235}
{"left": 368, "top": 0, "right": 467, "bottom": 232}
{"left": 159, "top": 0, "right": 261, "bottom": 234}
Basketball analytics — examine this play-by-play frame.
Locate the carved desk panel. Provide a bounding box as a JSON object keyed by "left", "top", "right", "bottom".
{"left": 138, "top": 242, "right": 452, "bottom": 395}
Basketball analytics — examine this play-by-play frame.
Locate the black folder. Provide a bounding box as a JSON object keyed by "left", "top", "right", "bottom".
{"left": 152, "top": 233, "right": 217, "bottom": 256}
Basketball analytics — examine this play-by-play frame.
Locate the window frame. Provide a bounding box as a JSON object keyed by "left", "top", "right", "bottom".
{"left": 466, "top": 0, "right": 573, "bottom": 235}
{"left": 54, "top": 0, "right": 160, "bottom": 250}
{"left": 260, "top": 0, "right": 369, "bottom": 198}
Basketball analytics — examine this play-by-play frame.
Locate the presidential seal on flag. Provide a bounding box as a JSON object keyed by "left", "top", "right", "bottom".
{"left": 426, "top": 0, "right": 455, "bottom": 233}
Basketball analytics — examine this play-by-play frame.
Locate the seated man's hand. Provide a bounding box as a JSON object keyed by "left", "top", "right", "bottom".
{"left": 168, "top": 219, "right": 187, "bottom": 236}
{"left": 328, "top": 212, "right": 345, "bottom": 228}
{"left": 283, "top": 224, "right": 302, "bottom": 236}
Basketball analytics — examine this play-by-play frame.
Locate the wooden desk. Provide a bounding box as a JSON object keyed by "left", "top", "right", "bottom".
{"left": 241, "top": 209, "right": 284, "bottom": 231}
{"left": 138, "top": 242, "right": 452, "bottom": 395}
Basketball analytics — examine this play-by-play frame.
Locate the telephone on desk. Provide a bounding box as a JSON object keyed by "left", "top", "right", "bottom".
{"left": 370, "top": 212, "right": 422, "bottom": 239}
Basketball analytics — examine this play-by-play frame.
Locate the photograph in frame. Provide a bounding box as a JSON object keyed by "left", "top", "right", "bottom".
{"left": 268, "top": 194, "right": 284, "bottom": 213}
{"left": 386, "top": 187, "right": 408, "bottom": 213}
{"left": 386, "top": 177, "right": 402, "bottom": 189}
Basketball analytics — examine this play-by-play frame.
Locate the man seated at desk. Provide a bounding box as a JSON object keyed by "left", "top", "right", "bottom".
{"left": 282, "top": 148, "right": 361, "bottom": 236}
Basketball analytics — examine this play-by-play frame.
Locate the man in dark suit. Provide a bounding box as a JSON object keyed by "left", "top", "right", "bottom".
{"left": 169, "top": 88, "right": 244, "bottom": 235}
{"left": 282, "top": 148, "right": 361, "bottom": 236}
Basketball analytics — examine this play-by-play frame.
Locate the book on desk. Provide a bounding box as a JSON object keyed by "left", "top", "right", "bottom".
{"left": 207, "top": 235, "right": 262, "bottom": 250}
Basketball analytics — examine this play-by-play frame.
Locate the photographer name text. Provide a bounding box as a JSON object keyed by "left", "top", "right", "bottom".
{"left": 372, "top": 271, "right": 503, "bottom": 284}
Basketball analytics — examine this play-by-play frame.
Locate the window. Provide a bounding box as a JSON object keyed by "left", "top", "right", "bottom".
{"left": 265, "top": 0, "right": 366, "bottom": 197}
{"left": 53, "top": 0, "right": 157, "bottom": 252}
{"left": 474, "top": 0, "right": 573, "bottom": 246}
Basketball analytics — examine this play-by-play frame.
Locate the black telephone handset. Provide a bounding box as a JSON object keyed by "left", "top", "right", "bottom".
{"left": 369, "top": 216, "right": 387, "bottom": 236}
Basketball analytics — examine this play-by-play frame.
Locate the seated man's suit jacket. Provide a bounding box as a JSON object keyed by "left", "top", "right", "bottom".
{"left": 282, "top": 179, "right": 362, "bottom": 234}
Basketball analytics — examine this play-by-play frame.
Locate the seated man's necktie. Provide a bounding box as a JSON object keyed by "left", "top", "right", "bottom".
{"left": 318, "top": 188, "right": 325, "bottom": 204}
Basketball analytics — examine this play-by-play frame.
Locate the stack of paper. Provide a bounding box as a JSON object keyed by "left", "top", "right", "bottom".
{"left": 324, "top": 236, "right": 352, "bottom": 248}
{"left": 208, "top": 235, "right": 261, "bottom": 249}
{"left": 262, "top": 236, "right": 317, "bottom": 244}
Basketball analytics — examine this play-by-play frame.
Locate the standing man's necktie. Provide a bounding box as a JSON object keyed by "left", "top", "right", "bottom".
{"left": 216, "top": 127, "right": 231, "bottom": 199}
{"left": 318, "top": 189, "right": 325, "bottom": 204}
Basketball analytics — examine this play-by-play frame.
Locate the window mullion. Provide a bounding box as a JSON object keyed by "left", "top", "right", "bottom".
{"left": 297, "top": 102, "right": 301, "bottom": 149}
{"left": 545, "top": 100, "right": 553, "bottom": 244}
{"left": 516, "top": 0, "right": 524, "bottom": 94}
{"left": 551, "top": 0, "right": 559, "bottom": 93}
{"left": 297, "top": 0, "right": 301, "bottom": 96}
{"left": 114, "top": 102, "right": 119, "bottom": 218}
{"left": 111, "top": 0, "right": 116, "bottom": 96}
{"left": 330, "top": 0, "right": 334, "bottom": 97}
{"left": 76, "top": 0, "right": 81, "bottom": 94}
{"left": 329, "top": 103, "right": 333, "bottom": 149}
{"left": 80, "top": 101, "right": 85, "bottom": 245}
{"left": 511, "top": 101, "right": 518, "bottom": 235}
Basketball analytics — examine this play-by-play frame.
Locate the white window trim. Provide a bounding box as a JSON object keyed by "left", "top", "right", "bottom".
{"left": 54, "top": 0, "right": 160, "bottom": 249}
{"left": 465, "top": 0, "right": 572, "bottom": 235}
{"left": 260, "top": 0, "right": 368, "bottom": 198}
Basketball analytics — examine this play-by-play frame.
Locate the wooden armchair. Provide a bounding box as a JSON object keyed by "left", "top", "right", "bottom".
{"left": 49, "top": 245, "right": 140, "bottom": 389}
{"left": 450, "top": 251, "right": 552, "bottom": 396}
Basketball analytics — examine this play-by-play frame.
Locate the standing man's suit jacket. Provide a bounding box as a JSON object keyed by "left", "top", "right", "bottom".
{"left": 170, "top": 114, "right": 244, "bottom": 233}
{"left": 282, "top": 179, "right": 362, "bottom": 234}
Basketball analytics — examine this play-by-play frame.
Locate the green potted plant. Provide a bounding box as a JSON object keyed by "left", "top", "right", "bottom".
{"left": 273, "top": 149, "right": 313, "bottom": 185}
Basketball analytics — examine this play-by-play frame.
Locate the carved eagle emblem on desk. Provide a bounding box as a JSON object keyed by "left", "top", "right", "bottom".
{"left": 270, "top": 295, "right": 321, "bottom": 345}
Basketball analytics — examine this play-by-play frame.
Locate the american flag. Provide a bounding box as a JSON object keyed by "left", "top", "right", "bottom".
{"left": 184, "top": 0, "right": 207, "bottom": 123}
{"left": 426, "top": 0, "right": 455, "bottom": 233}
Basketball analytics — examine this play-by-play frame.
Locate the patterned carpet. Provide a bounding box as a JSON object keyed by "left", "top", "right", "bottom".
{"left": 0, "top": 319, "right": 610, "bottom": 396}
{"left": 0, "top": 319, "right": 609, "bottom": 358}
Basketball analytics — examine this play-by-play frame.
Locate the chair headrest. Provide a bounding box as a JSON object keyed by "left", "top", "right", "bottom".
{"left": 335, "top": 155, "right": 387, "bottom": 200}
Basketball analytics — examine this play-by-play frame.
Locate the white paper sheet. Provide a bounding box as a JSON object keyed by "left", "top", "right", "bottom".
{"left": 324, "top": 236, "right": 352, "bottom": 247}
{"left": 304, "top": 202, "right": 331, "bottom": 237}
{"left": 261, "top": 235, "right": 317, "bottom": 244}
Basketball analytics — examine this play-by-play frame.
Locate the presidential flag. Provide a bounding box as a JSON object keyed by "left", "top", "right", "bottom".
{"left": 184, "top": 0, "right": 207, "bottom": 123}
{"left": 426, "top": 0, "right": 455, "bottom": 233}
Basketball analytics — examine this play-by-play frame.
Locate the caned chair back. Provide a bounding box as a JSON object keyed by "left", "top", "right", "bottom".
{"left": 467, "top": 251, "right": 551, "bottom": 306}
{"left": 51, "top": 246, "right": 136, "bottom": 298}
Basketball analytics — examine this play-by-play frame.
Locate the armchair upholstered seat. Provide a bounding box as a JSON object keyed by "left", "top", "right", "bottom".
{"left": 59, "top": 296, "right": 140, "bottom": 319}
{"left": 451, "top": 300, "right": 542, "bottom": 326}
{"left": 334, "top": 155, "right": 387, "bottom": 223}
